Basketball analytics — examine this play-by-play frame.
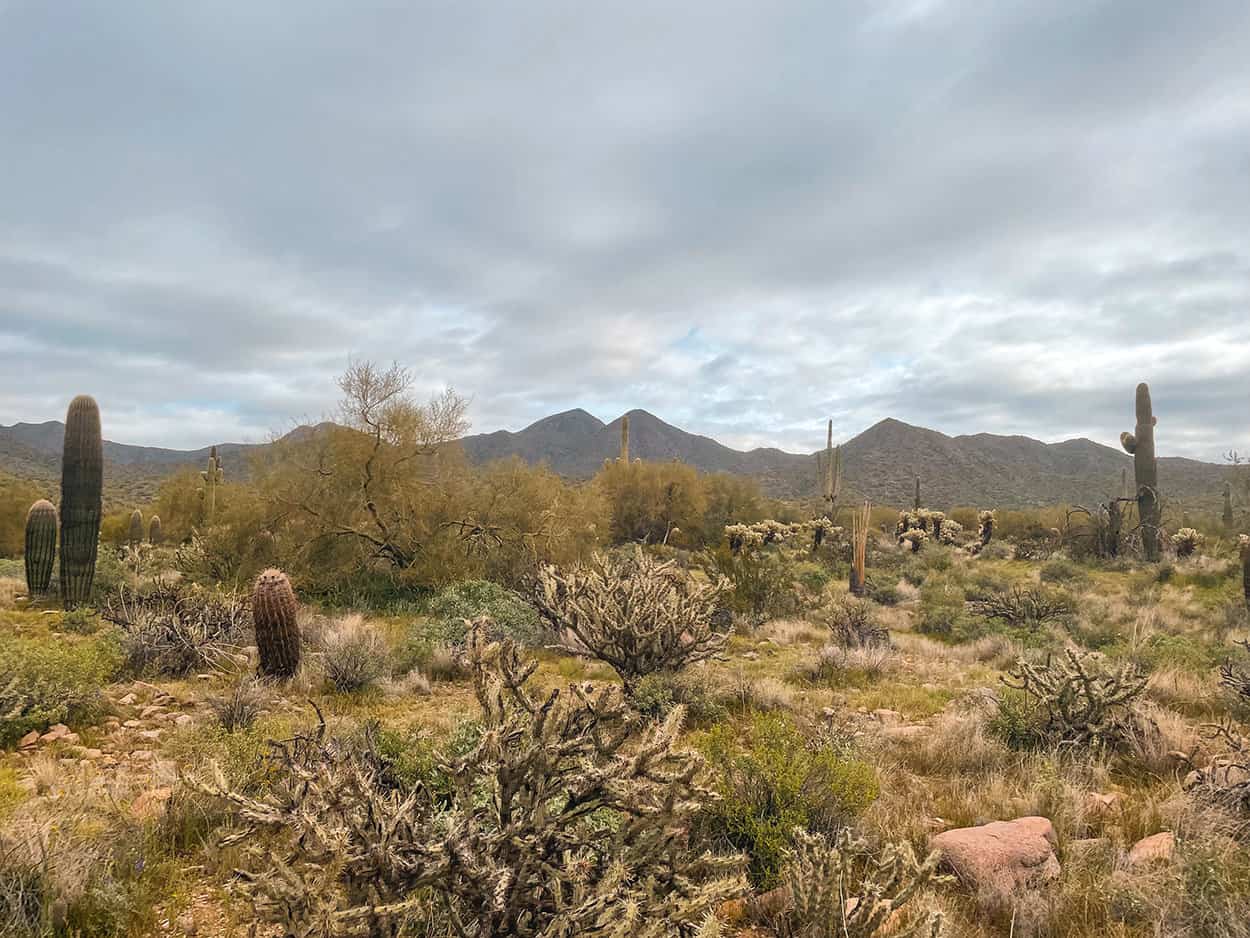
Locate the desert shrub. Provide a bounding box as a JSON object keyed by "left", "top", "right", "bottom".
{"left": 209, "top": 677, "right": 267, "bottom": 733}
{"left": 535, "top": 547, "right": 731, "bottom": 694}
{"left": 320, "top": 614, "right": 390, "bottom": 692}
{"left": 101, "top": 582, "right": 249, "bottom": 676}
{"left": 633, "top": 669, "right": 736, "bottom": 725}
{"left": 962, "top": 567, "right": 1013, "bottom": 602}
{"left": 987, "top": 687, "right": 1049, "bottom": 750}
{"left": 795, "top": 643, "right": 897, "bottom": 688}
{"left": 372, "top": 719, "right": 484, "bottom": 799}
{"left": 794, "top": 561, "right": 833, "bottom": 596}
{"left": 863, "top": 577, "right": 900, "bottom": 606}
{"left": 0, "top": 632, "right": 121, "bottom": 746}
{"left": 775, "top": 828, "right": 945, "bottom": 938}
{"left": 1039, "top": 556, "right": 1090, "bottom": 589}
{"left": 696, "top": 712, "right": 878, "bottom": 889}
{"left": 968, "top": 585, "right": 1074, "bottom": 631}
{"left": 703, "top": 545, "right": 801, "bottom": 625}
{"left": 1000, "top": 649, "right": 1147, "bottom": 749}
{"left": 977, "top": 540, "right": 1014, "bottom": 561}
{"left": 425, "top": 579, "right": 544, "bottom": 646}
{"left": 915, "top": 577, "right": 967, "bottom": 638}
{"left": 818, "top": 597, "right": 889, "bottom": 649}
{"left": 191, "top": 624, "right": 746, "bottom": 935}
{"left": 1122, "top": 632, "right": 1222, "bottom": 673}
{"left": 59, "top": 607, "right": 101, "bottom": 634}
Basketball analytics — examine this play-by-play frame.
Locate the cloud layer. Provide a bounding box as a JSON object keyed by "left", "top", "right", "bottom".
{"left": 2, "top": 1, "right": 1248, "bottom": 459}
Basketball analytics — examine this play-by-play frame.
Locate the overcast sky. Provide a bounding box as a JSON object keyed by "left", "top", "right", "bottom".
{"left": 2, "top": 2, "right": 1248, "bottom": 460}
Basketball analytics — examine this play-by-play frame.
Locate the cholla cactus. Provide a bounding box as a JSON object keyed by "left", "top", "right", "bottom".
{"left": 781, "top": 828, "right": 945, "bottom": 938}
{"left": 977, "top": 510, "right": 995, "bottom": 546}
{"left": 937, "top": 519, "right": 962, "bottom": 545}
{"left": 534, "top": 547, "right": 731, "bottom": 695}
{"left": 899, "top": 528, "right": 927, "bottom": 553}
{"left": 1170, "top": 527, "right": 1204, "bottom": 557}
{"left": 725, "top": 519, "right": 807, "bottom": 554}
{"left": 191, "top": 621, "right": 746, "bottom": 936}
{"left": 1002, "top": 649, "right": 1146, "bottom": 748}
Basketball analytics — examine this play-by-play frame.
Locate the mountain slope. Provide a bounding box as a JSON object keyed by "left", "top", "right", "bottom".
{"left": 1, "top": 412, "right": 1231, "bottom": 512}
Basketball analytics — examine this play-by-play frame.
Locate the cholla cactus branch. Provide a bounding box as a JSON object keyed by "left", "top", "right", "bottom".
{"left": 1170, "top": 527, "right": 1204, "bottom": 557}
{"left": 780, "top": 828, "right": 946, "bottom": 938}
{"left": 534, "top": 547, "right": 731, "bottom": 695}
{"left": 190, "top": 621, "right": 745, "bottom": 937}
{"left": 1001, "top": 649, "right": 1146, "bottom": 748}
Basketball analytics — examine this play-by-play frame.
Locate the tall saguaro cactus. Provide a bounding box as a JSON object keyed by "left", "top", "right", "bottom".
{"left": 59, "top": 395, "right": 103, "bottom": 608}
{"left": 619, "top": 414, "right": 630, "bottom": 464}
{"left": 253, "top": 568, "right": 301, "bottom": 679}
{"left": 24, "top": 500, "right": 57, "bottom": 597}
{"left": 1120, "top": 383, "right": 1160, "bottom": 561}
{"left": 1240, "top": 535, "right": 1250, "bottom": 609}
{"left": 1224, "top": 483, "right": 1235, "bottom": 531}
{"left": 201, "top": 445, "right": 225, "bottom": 522}
{"left": 816, "top": 419, "right": 842, "bottom": 517}
{"left": 913, "top": 477, "right": 921, "bottom": 512}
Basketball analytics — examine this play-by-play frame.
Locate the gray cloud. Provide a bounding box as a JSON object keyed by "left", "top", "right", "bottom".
{"left": 1, "top": 0, "right": 1248, "bottom": 460}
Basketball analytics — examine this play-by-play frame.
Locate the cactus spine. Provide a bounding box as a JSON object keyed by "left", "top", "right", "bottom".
{"left": 253, "top": 568, "right": 301, "bottom": 679}
{"left": 148, "top": 514, "right": 163, "bottom": 545}
{"left": 24, "top": 500, "right": 57, "bottom": 597}
{"left": 59, "top": 395, "right": 103, "bottom": 608}
{"left": 128, "top": 509, "right": 143, "bottom": 546}
{"left": 1120, "top": 383, "right": 1160, "bottom": 561}
{"left": 201, "top": 445, "right": 224, "bottom": 522}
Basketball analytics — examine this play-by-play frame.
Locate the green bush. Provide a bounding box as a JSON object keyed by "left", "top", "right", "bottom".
{"left": 0, "top": 632, "right": 122, "bottom": 746}
{"left": 702, "top": 546, "right": 801, "bottom": 625}
{"left": 987, "top": 687, "right": 1047, "bottom": 750}
{"left": 916, "top": 577, "right": 967, "bottom": 638}
{"left": 696, "top": 712, "right": 878, "bottom": 889}
{"left": 1040, "top": 557, "right": 1089, "bottom": 589}
{"left": 59, "top": 607, "right": 101, "bottom": 634}
{"left": 424, "top": 580, "right": 544, "bottom": 646}
{"left": 864, "top": 576, "right": 901, "bottom": 606}
{"left": 632, "top": 669, "right": 730, "bottom": 725}
{"left": 373, "top": 720, "right": 483, "bottom": 800}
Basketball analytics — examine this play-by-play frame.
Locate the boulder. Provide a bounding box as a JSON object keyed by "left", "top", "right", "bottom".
{"left": 1126, "top": 832, "right": 1174, "bottom": 867}
{"left": 931, "top": 816, "right": 1060, "bottom": 903}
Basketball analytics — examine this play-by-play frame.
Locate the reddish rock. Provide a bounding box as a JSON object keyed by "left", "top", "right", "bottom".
{"left": 931, "top": 816, "right": 1060, "bottom": 903}
{"left": 1126, "top": 832, "right": 1175, "bottom": 867}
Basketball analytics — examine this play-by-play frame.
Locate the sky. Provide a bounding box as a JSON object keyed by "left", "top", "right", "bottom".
{"left": 1, "top": 1, "right": 1248, "bottom": 460}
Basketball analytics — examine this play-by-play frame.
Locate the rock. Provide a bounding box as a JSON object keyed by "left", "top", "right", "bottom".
{"left": 174, "top": 714, "right": 194, "bottom": 727}
{"left": 39, "top": 724, "right": 71, "bottom": 743}
{"left": 1126, "top": 832, "right": 1175, "bottom": 867}
{"left": 196, "top": 673, "right": 213, "bottom": 682}
{"left": 61, "top": 732, "right": 80, "bottom": 746}
{"left": 130, "top": 786, "right": 174, "bottom": 819}
{"left": 76, "top": 748, "right": 104, "bottom": 761}
{"left": 1086, "top": 792, "right": 1123, "bottom": 817}
{"left": 139, "top": 705, "right": 167, "bottom": 719}
{"left": 130, "top": 749, "right": 155, "bottom": 762}
{"left": 882, "top": 724, "right": 929, "bottom": 743}
{"left": 118, "top": 693, "right": 138, "bottom": 706}
{"left": 931, "top": 816, "right": 1060, "bottom": 904}
{"left": 871, "top": 708, "right": 903, "bottom": 725}
{"left": 122, "top": 719, "right": 142, "bottom": 729}
{"left": 175, "top": 912, "right": 198, "bottom": 936}
{"left": 18, "top": 730, "right": 39, "bottom": 749}
{"left": 138, "top": 729, "right": 163, "bottom": 740}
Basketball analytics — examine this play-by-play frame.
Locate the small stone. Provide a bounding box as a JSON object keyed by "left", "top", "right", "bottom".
{"left": 140, "top": 705, "right": 167, "bottom": 719}
{"left": 130, "top": 749, "right": 155, "bottom": 762}
{"left": 175, "top": 912, "right": 198, "bottom": 936}
{"left": 61, "top": 732, "right": 80, "bottom": 746}
{"left": 118, "top": 693, "right": 138, "bottom": 706}
{"left": 1126, "top": 832, "right": 1175, "bottom": 867}
{"left": 196, "top": 674, "right": 213, "bottom": 682}
{"left": 174, "top": 714, "right": 194, "bottom": 727}
{"left": 130, "top": 786, "right": 173, "bottom": 819}
{"left": 122, "top": 719, "right": 142, "bottom": 729}
{"left": 19, "top": 730, "right": 39, "bottom": 748}
{"left": 138, "top": 729, "right": 163, "bottom": 740}
{"left": 872, "top": 708, "right": 903, "bottom": 725}
{"left": 78, "top": 748, "right": 104, "bottom": 761}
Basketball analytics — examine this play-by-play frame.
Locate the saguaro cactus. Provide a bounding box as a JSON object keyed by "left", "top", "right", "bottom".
{"left": 1120, "top": 383, "right": 1160, "bottom": 561}
{"left": 201, "top": 445, "right": 225, "bottom": 521}
{"left": 148, "top": 514, "right": 163, "bottom": 545}
{"left": 619, "top": 414, "right": 630, "bottom": 463}
{"left": 1224, "top": 483, "right": 1235, "bottom": 531}
{"left": 253, "top": 568, "right": 301, "bottom": 679}
{"left": 59, "top": 395, "right": 103, "bottom": 608}
{"left": 24, "top": 500, "right": 57, "bottom": 597}
{"left": 1240, "top": 535, "right": 1250, "bottom": 609}
{"left": 913, "top": 477, "right": 921, "bottom": 512}
{"left": 816, "top": 419, "right": 842, "bottom": 516}
{"left": 128, "top": 509, "right": 143, "bottom": 546}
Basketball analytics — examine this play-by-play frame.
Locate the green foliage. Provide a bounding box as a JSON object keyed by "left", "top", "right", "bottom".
{"left": 0, "top": 630, "right": 122, "bottom": 745}
{"left": 987, "top": 687, "right": 1048, "bottom": 750}
{"left": 915, "top": 576, "right": 968, "bottom": 638}
{"left": 1040, "top": 556, "right": 1090, "bottom": 589}
{"left": 59, "top": 606, "right": 101, "bottom": 634}
{"left": 373, "top": 719, "right": 483, "bottom": 799}
{"left": 425, "top": 579, "right": 544, "bottom": 646}
{"left": 632, "top": 669, "right": 731, "bottom": 725}
{"left": 0, "top": 472, "right": 45, "bottom": 558}
{"left": 703, "top": 545, "right": 800, "bottom": 624}
{"left": 697, "top": 712, "right": 878, "bottom": 889}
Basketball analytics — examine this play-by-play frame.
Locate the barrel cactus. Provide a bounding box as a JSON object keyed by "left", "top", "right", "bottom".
{"left": 253, "top": 568, "right": 301, "bottom": 679}
{"left": 1120, "top": 383, "right": 1160, "bottom": 561}
{"left": 24, "top": 499, "right": 58, "bottom": 597}
{"left": 59, "top": 395, "right": 103, "bottom": 608}
{"left": 128, "top": 509, "right": 143, "bottom": 546}
{"left": 148, "top": 514, "right": 163, "bottom": 545}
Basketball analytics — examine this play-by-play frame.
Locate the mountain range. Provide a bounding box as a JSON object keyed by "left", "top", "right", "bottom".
{"left": 0, "top": 409, "right": 1232, "bottom": 514}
